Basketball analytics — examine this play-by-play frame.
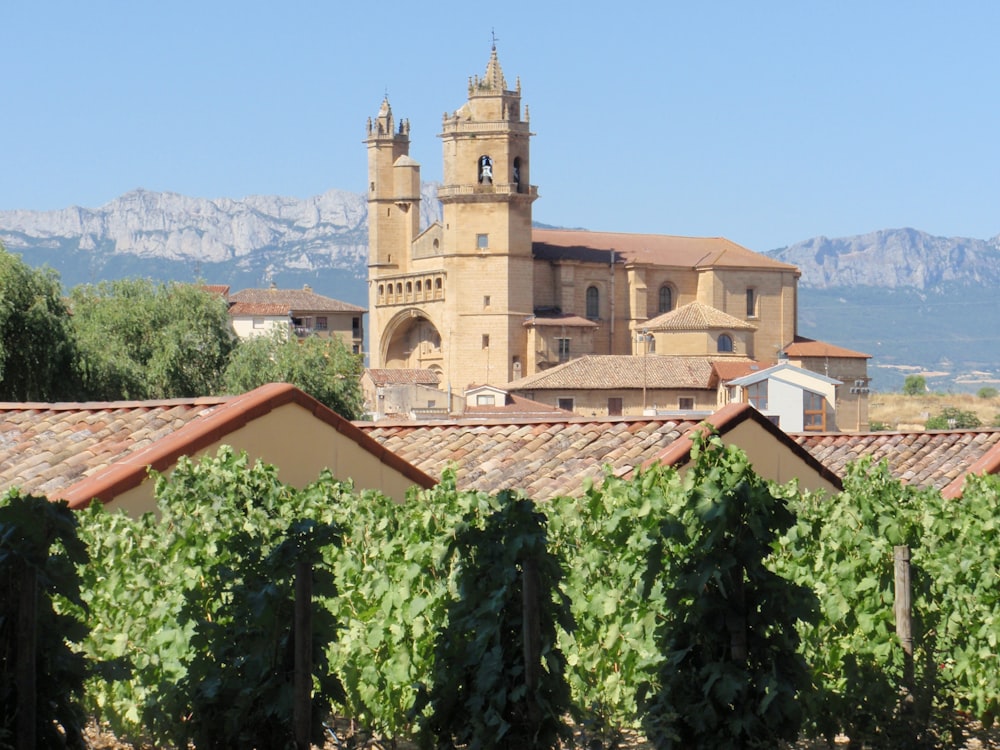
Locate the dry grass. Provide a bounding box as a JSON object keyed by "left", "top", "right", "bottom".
{"left": 869, "top": 392, "right": 1000, "bottom": 431}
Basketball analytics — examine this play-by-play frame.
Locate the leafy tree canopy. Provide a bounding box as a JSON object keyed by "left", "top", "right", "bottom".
{"left": 222, "top": 331, "right": 364, "bottom": 419}
{"left": 902, "top": 374, "right": 927, "bottom": 396}
{"left": 70, "top": 278, "right": 237, "bottom": 400}
{"left": 0, "top": 245, "right": 79, "bottom": 400}
{"left": 925, "top": 406, "right": 981, "bottom": 430}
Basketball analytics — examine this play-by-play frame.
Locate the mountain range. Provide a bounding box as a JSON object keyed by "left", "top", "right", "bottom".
{"left": 1, "top": 189, "right": 998, "bottom": 392}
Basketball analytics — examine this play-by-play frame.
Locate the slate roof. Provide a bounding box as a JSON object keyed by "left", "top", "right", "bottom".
{"left": 0, "top": 384, "right": 433, "bottom": 508}
{"left": 360, "top": 403, "right": 840, "bottom": 500}
{"left": 532, "top": 228, "right": 799, "bottom": 272}
{"left": 228, "top": 287, "right": 366, "bottom": 315}
{"left": 644, "top": 301, "right": 758, "bottom": 331}
{"left": 507, "top": 355, "right": 752, "bottom": 391}
{"left": 792, "top": 428, "right": 1000, "bottom": 498}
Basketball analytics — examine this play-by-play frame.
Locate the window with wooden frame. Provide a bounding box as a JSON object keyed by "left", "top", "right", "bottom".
{"left": 803, "top": 391, "right": 826, "bottom": 431}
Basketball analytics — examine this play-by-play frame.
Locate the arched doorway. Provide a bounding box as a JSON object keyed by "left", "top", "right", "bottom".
{"left": 383, "top": 311, "right": 444, "bottom": 371}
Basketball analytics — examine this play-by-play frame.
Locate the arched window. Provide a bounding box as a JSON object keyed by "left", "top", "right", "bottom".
{"left": 586, "top": 286, "right": 600, "bottom": 320}
{"left": 658, "top": 285, "right": 673, "bottom": 314}
{"left": 717, "top": 333, "right": 734, "bottom": 353}
{"left": 415, "top": 280, "right": 422, "bottom": 293}
{"left": 746, "top": 287, "right": 757, "bottom": 318}
{"left": 396, "top": 283, "right": 403, "bottom": 296}
{"left": 478, "top": 155, "right": 494, "bottom": 184}
{"left": 405, "top": 281, "right": 412, "bottom": 295}
{"left": 513, "top": 157, "right": 522, "bottom": 192}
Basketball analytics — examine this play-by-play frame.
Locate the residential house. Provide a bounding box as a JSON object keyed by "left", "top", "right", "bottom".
{"left": 725, "top": 362, "right": 841, "bottom": 432}
{"left": 506, "top": 355, "right": 755, "bottom": 417}
{"left": 359, "top": 402, "right": 842, "bottom": 499}
{"left": 228, "top": 284, "right": 366, "bottom": 354}
{"left": 782, "top": 336, "right": 872, "bottom": 431}
{"left": 0, "top": 383, "right": 433, "bottom": 516}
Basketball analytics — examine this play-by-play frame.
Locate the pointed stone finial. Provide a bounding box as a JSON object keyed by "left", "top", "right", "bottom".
{"left": 483, "top": 44, "right": 506, "bottom": 91}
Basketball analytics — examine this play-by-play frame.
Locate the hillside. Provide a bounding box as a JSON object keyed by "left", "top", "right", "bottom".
{"left": 2, "top": 194, "right": 998, "bottom": 392}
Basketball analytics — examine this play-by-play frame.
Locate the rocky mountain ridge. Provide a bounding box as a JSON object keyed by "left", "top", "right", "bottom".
{"left": 769, "top": 228, "right": 1000, "bottom": 290}
{"left": 2, "top": 189, "right": 999, "bottom": 391}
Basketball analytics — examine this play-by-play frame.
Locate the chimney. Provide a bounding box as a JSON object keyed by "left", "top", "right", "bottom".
{"left": 303, "top": 283, "right": 312, "bottom": 293}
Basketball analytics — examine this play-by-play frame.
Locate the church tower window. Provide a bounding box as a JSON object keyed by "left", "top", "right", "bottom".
{"left": 586, "top": 286, "right": 600, "bottom": 320}
{"left": 717, "top": 334, "right": 734, "bottom": 353}
{"left": 513, "top": 157, "right": 522, "bottom": 192}
{"left": 478, "top": 155, "right": 494, "bottom": 184}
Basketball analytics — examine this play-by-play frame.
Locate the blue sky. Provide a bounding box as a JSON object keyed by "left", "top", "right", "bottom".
{"left": 4, "top": 1, "right": 999, "bottom": 251}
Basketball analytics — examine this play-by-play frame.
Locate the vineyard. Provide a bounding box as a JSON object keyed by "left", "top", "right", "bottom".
{"left": 3, "top": 435, "right": 1000, "bottom": 748}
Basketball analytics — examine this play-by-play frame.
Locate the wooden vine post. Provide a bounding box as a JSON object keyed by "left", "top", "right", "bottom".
{"left": 894, "top": 545, "right": 914, "bottom": 698}
{"left": 522, "top": 554, "right": 542, "bottom": 726}
{"left": 16, "top": 565, "right": 37, "bottom": 750}
{"left": 294, "top": 558, "right": 313, "bottom": 750}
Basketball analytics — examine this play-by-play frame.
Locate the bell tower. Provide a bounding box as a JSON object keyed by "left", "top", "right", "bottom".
{"left": 365, "top": 97, "right": 421, "bottom": 369}
{"left": 437, "top": 44, "right": 538, "bottom": 387}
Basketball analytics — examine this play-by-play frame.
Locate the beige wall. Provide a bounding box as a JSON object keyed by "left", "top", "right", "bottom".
{"left": 514, "top": 387, "right": 718, "bottom": 417}
{"left": 665, "top": 419, "right": 839, "bottom": 495}
{"left": 106, "top": 402, "right": 422, "bottom": 517}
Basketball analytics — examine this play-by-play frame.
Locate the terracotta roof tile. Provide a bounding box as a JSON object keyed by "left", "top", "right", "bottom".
{"left": 361, "top": 414, "right": 703, "bottom": 499}
{"left": 783, "top": 335, "right": 871, "bottom": 359}
{"left": 229, "top": 287, "right": 366, "bottom": 313}
{"left": 532, "top": 229, "right": 798, "bottom": 272}
{"left": 793, "top": 428, "right": 1000, "bottom": 497}
{"left": 366, "top": 368, "right": 440, "bottom": 386}
{"left": 644, "top": 301, "right": 757, "bottom": 331}
{"left": 361, "top": 402, "right": 839, "bottom": 500}
{"left": 508, "top": 355, "right": 753, "bottom": 390}
{"left": 0, "top": 385, "right": 433, "bottom": 507}
{"left": 523, "top": 314, "right": 599, "bottom": 329}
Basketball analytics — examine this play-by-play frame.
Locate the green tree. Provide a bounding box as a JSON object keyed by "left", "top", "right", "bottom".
{"left": 925, "top": 406, "right": 981, "bottom": 430}
{"left": 902, "top": 375, "right": 927, "bottom": 396}
{"left": 0, "top": 246, "right": 79, "bottom": 400}
{"left": 222, "top": 331, "right": 364, "bottom": 418}
{"left": 70, "top": 278, "right": 236, "bottom": 400}
{"left": 976, "top": 386, "right": 998, "bottom": 399}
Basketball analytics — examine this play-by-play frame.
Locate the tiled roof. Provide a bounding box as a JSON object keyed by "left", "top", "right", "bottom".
{"left": 366, "top": 368, "right": 440, "bottom": 386}
{"left": 200, "top": 284, "right": 231, "bottom": 297}
{"left": 783, "top": 335, "right": 871, "bottom": 359}
{"left": 508, "top": 355, "right": 752, "bottom": 391}
{"left": 793, "top": 428, "right": 1000, "bottom": 498}
{"left": 532, "top": 228, "right": 799, "bottom": 272}
{"left": 644, "top": 301, "right": 757, "bottom": 331}
{"left": 362, "top": 415, "right": 700, "bottom": 499}
{"left": 228, "top": 302, "right": 291, "bottom": 316}
{"left": 0, "top": 384, "right": 433, "bottom": 507}
{"left": 0, "top": 396, "right": 226, "bottom": 500}
{"left": 524, "top": 314, "right": 598, "bottom": 328}
{"left": 360, "top": 403, "right": 840, "bottom": 500}
{"left": 713, "top": 360, "right": 768, "bottom": 381}
{"left": 228, "top": 287, "right": 366, "bottom": 313}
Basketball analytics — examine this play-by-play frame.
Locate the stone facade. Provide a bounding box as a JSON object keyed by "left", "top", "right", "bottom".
{"left": 366, "top": 47, "right": 865, "bottom": 428}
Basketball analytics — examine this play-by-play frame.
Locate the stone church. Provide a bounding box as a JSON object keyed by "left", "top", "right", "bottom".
{"left": 365, "top": 46, "right": 868, "bottom": 426}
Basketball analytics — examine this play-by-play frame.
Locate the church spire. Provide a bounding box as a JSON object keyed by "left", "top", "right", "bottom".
{"left": 482, "top": 43, "right": 506, "bottom": 91}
